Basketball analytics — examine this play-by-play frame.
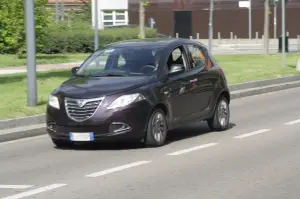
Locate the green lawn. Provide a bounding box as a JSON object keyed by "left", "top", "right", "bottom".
{"left": 214, "top": 53, "right": 300, "bottom": 84}
{"left": 1, "top": 53, "right": 300, "bottom": 120}
{"left": 0, "top": 53, "right": 89, "bottom": 68}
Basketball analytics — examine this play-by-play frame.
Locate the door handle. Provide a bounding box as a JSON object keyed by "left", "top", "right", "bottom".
{"left": 180, "top": 82, "right": 188, "bottom": 87}
{"left": 189, "top": 78, "right": 197, "bottom": 83}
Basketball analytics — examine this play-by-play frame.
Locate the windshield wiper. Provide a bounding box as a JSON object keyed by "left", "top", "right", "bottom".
{"left": 92, "top": 73, "right": 127, "bottom": 77}
{"left": 73, "top": 73, "right": 86, "bottom": 77}
{"left": 91, "top": 70, "right": 129, "bottom": 77}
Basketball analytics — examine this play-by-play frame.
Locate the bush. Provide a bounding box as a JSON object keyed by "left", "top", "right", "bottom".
{"left": 0, "top": 0, "right": 50, "bottom": 54}
{"left": 40, "top": 22, "right": 157, "bottom": 54}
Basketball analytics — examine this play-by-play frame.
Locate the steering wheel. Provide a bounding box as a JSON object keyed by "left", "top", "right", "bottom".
{"left": 140, "top": 65, "right": 156, "bottom": 73}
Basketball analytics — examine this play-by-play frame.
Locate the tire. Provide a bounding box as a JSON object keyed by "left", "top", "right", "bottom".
{"left": 207, "top": 96, "right": 230, "bottom": 131}
{"left": 51, "top": 138, "right": 72, "bottom": 148}
{"left": 144, "top": 109, "right": 168, "bottom": 147}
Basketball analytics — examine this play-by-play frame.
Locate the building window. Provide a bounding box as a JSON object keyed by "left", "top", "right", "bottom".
{"left": 102, "top": 10, "right": 128, "bottom": 27}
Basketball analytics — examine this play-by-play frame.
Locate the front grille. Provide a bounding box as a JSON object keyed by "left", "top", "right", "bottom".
{"left": 64, "top": 97, "right": 105, "bottom": 122}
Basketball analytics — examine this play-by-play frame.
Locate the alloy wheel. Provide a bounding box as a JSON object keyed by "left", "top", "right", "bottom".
{"left": 151, "top": 112, "right": 167, "bottom": 143}
{"left": 217, "top": 99, "right": 229, "bottom": 127}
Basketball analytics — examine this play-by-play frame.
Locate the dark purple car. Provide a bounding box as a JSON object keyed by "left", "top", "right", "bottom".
{"left": 46, "top": 38, "right": 230, "bottom": 148}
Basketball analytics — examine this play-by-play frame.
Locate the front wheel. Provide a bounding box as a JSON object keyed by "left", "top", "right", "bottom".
{"left": 144, "top": 109, "right": 168, "bottom": 147}
{"left": 207, "top": 96, "right": 230, "bottom": 131}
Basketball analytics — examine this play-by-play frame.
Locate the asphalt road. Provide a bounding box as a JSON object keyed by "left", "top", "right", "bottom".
{"left": 1, "top": 87, "right": 300, "bottom": 199}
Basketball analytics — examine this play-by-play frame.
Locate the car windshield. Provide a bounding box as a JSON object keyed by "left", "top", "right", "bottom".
{"left": 76, "top": 46, "right": 163, "bottom": 77}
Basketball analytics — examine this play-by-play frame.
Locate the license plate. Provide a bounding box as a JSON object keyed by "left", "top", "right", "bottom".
{"left": 69, "top": 132, "right": 94, "bottom": 141}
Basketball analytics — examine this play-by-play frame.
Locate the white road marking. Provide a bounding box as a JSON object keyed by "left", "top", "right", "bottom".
{"left": 166, "top": 143, "right": 219, "bottom": 156}
{"left": 233, "top": 129, "right": 271, "bottom": 139}
{"left": 0, "top": 184, "right": 67, "bottom": 199}
{"left": 0, "top": 135, "right": 47, "bottom": 146}
{"left": 0, "top": 185, "right": 33, "bottom": 189}
{"left": 284, "top": 119, "right": 300, "bottom": 125}
{"left": 85, "top": 161, "right": 151, "bottom": 178}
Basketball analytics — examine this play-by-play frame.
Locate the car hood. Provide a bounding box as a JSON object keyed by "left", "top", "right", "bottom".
{"left": 53, "top": 76, "right": 154, "bottom": 99}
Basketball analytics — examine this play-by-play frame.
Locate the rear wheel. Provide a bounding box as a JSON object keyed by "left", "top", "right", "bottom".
{"left": 144, "top": 109, "right": 168, "bottom": 147}
{"left": 207, "top": 96, "right": 230, "bottom": 131}
{"left": 51, "top": 138, "right": 72, "bottom": 148}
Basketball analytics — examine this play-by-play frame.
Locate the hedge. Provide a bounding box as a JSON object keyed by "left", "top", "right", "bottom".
{"left": 40, "top": 22, "right": 157, "bottom": 54}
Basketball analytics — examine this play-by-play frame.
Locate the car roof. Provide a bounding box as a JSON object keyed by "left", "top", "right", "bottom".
{"left": 104, "top": 38, "right": 206, "bottom": 49}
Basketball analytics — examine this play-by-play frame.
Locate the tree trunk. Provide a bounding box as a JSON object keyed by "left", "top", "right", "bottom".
{"left": 263, "top": 0, "right": 269, "bottom": 54}
{"left": 139, "top": 0, "right": 145, "bottom": 39}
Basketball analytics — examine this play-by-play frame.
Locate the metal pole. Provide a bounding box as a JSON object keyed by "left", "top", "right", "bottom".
{"left": 55, "top": 0, "right": 59, "bottom": 23}
{"left": 281, "top": 0, "right": 285, "bottom": 67}
{"left": 208, "top": 0, "right": 214, "bottom": 53}
{"left": 249, "top": 0, "right": 252, "bottom": 39}
{"left": 61, "top": 0, "right": 64, "bottom": 21}
{"left": 94, "top": 0, "right": 99, "bottom": 51}
{"left": 298, "top": 35, "right": 300, "bottom": 52}
{"left": 274, "top": 3, "right": 277, "bottom": 39}
{"left": 24, "top": 0, "right": 37, "bottom": 106}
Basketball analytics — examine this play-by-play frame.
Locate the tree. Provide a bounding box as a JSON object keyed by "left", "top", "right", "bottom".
{"left": 68, "top": 0, "right": 92, "bottom": 23}
{"left": 263, "top": 0, "right": 270, "bottom": 54}
{"left": 139, "top": 0, "right": 149, "bottom": 39}
{"left": 0, "top": 0, "right": 50, "bottom": 54}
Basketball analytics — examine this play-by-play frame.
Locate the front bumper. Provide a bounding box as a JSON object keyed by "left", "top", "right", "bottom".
{"left": 46, "top": 100, "right": 152, "bottom": 142}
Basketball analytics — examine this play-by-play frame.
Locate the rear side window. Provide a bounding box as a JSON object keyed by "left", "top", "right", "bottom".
{"left": 186, "top": 45, "right": 206, "bottom": 69}
{"left": 205, "top": 50, "right": 216, "bottom": 69}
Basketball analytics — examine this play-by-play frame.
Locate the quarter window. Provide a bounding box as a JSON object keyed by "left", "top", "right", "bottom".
{"left": 207, "top": 56, "right": 213, "bottom": 69}
{"left": 187, "top": 45, "right": 206, "bottom": 69}
{"left": 206, "top": 50, "right": 216, "bottom": 69}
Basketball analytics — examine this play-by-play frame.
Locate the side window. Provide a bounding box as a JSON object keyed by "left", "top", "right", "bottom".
{"left": 166, "top": 46, "right": 187, "bottom": 72}
{"left": 172, "top": 48, "right": 182, "bottom": 61}
{"left": 117, "top": 55, "right": 126, "bottom": 67}
{"left": 187, "top": 45, "right": 206, "bottom": 69}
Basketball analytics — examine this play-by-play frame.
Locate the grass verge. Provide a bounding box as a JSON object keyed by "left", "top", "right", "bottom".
{"left": 0, "top": 53, "right": 88, "bottom": 68}
{"left": 214, "top": 53, "right": 300, "bottom": 84}
{"left": 1, "top": 53, "right": 300, "bottom": 120}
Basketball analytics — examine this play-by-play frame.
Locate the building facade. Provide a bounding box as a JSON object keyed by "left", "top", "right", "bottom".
{"left": 47, "top": 0, "right": 89, "bottom": 9}
{"left": 128, "top": 0, "right": 300, "bottom": 38}
{"left": 91, "top": 0, "right": 129, "bottom": 29}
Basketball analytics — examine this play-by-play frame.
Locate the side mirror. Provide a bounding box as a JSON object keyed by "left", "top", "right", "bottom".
{"left": 169, "top": 64, "right": 185, "bottom": 76}
{"left": 71, "top": 67, "right": 80, "bottom": 75}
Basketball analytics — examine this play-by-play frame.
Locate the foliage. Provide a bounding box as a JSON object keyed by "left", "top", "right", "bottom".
{"left": 0, "top": 0, "right": 156, "bottom": 54}
{"left": 66, "top": 0, "right": 92, "bottom": 23}
{"left": 143, "top": 1, "right": 150, "bottom": 7}
{"left": 40, "top": 22, "right": 157, "bottom": 54}
{"left": 0, "top": 0, "right": 51, "bottom": 54}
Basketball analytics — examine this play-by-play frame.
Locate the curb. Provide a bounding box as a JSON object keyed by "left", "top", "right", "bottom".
{"left": 0, "top": 114, "right": 45, "bottom": 131}
{"left": 229, "top": 75, "right": 300, "bottom": 92}
{"left": 0, "top": 124, "right": 46, "bottom": 143}
{"left": 230, "top": 80, "right": 300, "bottom": 99}
{"left": 1, "top": 74, "right": 300, "bottom": 143}
{"left": 0, "top": 62, "right": 83, "bottom": 75}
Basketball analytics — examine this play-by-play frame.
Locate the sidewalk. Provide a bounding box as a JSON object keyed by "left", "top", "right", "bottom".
{"left": 0, "top": 61, "right": 82, "bottom": 75}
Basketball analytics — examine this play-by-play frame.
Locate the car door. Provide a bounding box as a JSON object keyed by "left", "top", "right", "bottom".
{"left": 160, "top": 45, "right": 191, "bottom": 124}
{"left": 184, "top": 43, "right": 214, "bottom": 119}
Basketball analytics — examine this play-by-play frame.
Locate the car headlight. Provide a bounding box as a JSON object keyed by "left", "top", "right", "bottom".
{"left": 107, "top": 93, "right": 145, "bottom": 110}
{"left": 48, "top": 95, "right": 60, "bottom": 109}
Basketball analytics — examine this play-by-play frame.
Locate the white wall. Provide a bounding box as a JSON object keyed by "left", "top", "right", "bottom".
{"left": 91, "top": 0, "right": 128, "bottom": 29}
{"left": 98, "top": 0, "right": 128, "bottom": 10}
